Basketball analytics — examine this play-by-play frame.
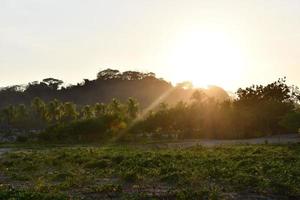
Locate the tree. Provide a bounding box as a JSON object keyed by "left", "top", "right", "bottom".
{"left": 31, "top": 97, "right": 46, "bottom": 121}
{"left": 127, "top": 98, "right": 139, "bottom": 119}
{"left": 1, "top": 105, "right": 15, "bottom": 126}
{"left": 42, "top": 78, "right": 64, "bottom": 90}
{"left": 234, "top": 78, "right": 297, "bottom": 134}
{"left": 235, "top": 78, "right": 297, "bottom": 105}
{"left": 81, "top": 105, "right": 94, "bottom": 119}
{"left": 62, "top": 102, "right": 78, "bottom": 122}
{"left": 94, "top": 103, "right": 106, "bottom": 117}
{"left": 109, "top": 98, "right": 122, "bottom": 115}
{"left": 122, "top": 71, "right": 143, "bottom": 80}
{"left": 279, "top": 111, "right": 300, "bottom": 132}
{"left": 14, "top": 104, "right": 28, "bottom": 126}
{"left": 97, "top": 69, "right": 121, "bottom": 80}
{"left": 46, "top": 99, "right": 63, "bottom": 123}
{"left": 0, "top": 85, "right": 25, "bottom": 93}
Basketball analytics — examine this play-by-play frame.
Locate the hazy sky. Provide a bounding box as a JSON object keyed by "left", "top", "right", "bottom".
{"left": 1, "top": 0, "right": 300, "bottom": 90}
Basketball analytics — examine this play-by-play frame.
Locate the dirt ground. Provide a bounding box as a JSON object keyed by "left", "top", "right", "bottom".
{"left": 155, "top": 133, "right": 300, "bottom": 148}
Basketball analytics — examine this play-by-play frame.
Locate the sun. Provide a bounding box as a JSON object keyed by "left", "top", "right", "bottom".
{"left": 167, "top": 30, "right": 245, "bottom": 89}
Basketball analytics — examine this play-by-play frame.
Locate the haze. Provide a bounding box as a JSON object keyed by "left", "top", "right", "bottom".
{"left": 1, "top": 0, "right": 300, "bottom": 90}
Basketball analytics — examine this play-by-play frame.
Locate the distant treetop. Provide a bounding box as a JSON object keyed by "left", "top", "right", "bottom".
{"left": 96, "top": 68, "right": 156, "bottom": 81}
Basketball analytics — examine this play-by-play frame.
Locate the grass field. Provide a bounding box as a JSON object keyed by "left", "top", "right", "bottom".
{"left": 0, "top": 144, "right": 300, "bottom": 199}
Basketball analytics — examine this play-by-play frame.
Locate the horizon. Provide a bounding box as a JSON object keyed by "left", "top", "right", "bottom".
{"left": 1, "top": 0, "right": 300, "bottom": 90}
{"left": 0, "top": 68, "right": 295, "bottom": 94}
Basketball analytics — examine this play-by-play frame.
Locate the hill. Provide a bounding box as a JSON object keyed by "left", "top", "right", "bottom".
{"left": 0, "top": 69, "right": 229, "bottom": 109}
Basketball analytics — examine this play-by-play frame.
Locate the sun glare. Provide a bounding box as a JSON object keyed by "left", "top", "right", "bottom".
{"left": 168, "top": 30, "right": 245, "bottom": 89}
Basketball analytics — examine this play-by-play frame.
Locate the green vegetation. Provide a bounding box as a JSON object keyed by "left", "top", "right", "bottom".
{"left": 0, "top": 144, "right": 300, "bottom": 199}
{"left": 0, "top": 72, "right": 300, "bottom": 199}
{"left": 1, "top": 77, "right": 300, "bottom": 142}
{"left": 0, "top": 185, "right": 66, "bottom": 200}
{"left": 0, "top": 69, "right": 171, "bottom": 109}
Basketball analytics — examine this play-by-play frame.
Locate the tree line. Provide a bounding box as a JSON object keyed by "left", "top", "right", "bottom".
{"left": 0, "top": 69, "right": 171, "bottom": 109}
{"left": 0, "top": 69, "right": 229, "bottom": 110}
{"left": 132, "top": 78, "right": 300, "bottom": 139}
{"left": 1, "top": 77, "right": 300, "bottom": 142}
{"left": 0, "top": 97, "right": 138, "bottom": 129}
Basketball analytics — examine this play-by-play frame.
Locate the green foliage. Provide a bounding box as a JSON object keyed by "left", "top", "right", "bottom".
{"left": 280, "top": 111, "right": 300, "bottom": 132}
{"left": 90, "top": 184, "right": 122, "bottom": 198}
{"left": 1, "top": 78, "right": 300, "bottom": 142}
{"left": 0, "top": 185, "right": 67, "bottom": 200}
{"left": 132, "top": 78, "right": 300, "bottom": 139}
{"left": 0, "top": 145, "right": 299, "bottom": 199}
{"left": 0, "top": 97, "right": 140, "bottom": 142}
{"left": 40, "top": 116, "right": 114, "bottom": 142}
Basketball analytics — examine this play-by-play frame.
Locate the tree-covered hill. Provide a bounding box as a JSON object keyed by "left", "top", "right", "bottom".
{"left": 0, "top": 69, "right": 229, "bottom": 109}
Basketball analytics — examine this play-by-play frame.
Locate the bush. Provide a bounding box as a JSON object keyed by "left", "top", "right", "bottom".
{"left": 39, "top": 115, "right": 120, "bottom": 142}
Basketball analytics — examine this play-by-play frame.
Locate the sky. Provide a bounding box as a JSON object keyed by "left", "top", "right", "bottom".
{"left": 1, "top": 0, "right": 300, "bottom": 90}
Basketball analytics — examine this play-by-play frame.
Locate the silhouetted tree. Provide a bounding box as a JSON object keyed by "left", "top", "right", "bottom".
{"left": 97, "top": 69, "right": 121, "bottom": 80}
{"left": 42, "top": 78, "right": 64, "bottom": 90}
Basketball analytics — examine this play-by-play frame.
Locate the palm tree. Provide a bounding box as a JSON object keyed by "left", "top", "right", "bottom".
{"left": 127, "top": 98, "right": 139, "bottom": 119}
{"left": 63, "top": 102, "right": 78, "bottom": 122}
{"left": 109, "top": 98, "right": 122, "bottom": 115}
{"left": 31, "top": 97, "right": 46, "bottom": 121}
{"left": 46, "top": 99, "right": 63, "bottom": 124}
{"left": 15, "top": 104, "right": 28, "bottom": 126}
{"left": 94, "top": 103, "right": 106, "bottom": 117}
{"left": 1, "top": 105, "right": 15, "bottom": 126}
{"left": 81, "top": 105, "right": 94, "bottom": 119}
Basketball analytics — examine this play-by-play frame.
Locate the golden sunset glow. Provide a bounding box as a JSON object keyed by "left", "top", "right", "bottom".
{"left": 168, "top": 30, "right": 245, "bottom": 88}
{"left": 1, "top": 1, "right": 300, "bottom": 90}
{"left": 1, "top": 1, "right": 300, "bottom": 198}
